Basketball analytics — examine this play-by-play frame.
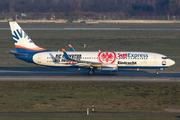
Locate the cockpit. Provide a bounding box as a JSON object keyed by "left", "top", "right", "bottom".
{"left": 162, "top": 57, "right": 168, "bottom": 59}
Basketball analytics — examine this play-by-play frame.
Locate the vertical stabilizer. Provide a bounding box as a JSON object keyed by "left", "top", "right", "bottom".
{"left": 9, "top": 21, "right": 48, "bottom": 53}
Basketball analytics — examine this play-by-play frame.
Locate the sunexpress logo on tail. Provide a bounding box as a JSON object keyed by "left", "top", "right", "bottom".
{"left": 13, "top": 29, "right": 33, "bottom": 43}
{"left": 118, "top": 53, "right": 148, "bottom": 59}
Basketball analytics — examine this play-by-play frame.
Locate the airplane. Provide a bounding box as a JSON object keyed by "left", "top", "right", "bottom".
{"left": 9, "top": 21, "right": 175, "bottom": 75}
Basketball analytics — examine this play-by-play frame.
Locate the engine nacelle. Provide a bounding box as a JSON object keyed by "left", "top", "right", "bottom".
{"left": 97, "top": 64, "right": 118, "bottom": 72}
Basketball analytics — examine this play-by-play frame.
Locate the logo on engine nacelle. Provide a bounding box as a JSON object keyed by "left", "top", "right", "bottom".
{"left": 98, "top": 52, "right": 116, "bottom": 63}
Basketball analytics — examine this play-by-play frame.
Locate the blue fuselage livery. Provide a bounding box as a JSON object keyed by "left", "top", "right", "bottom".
{"left": 9, "top": 21, "right": 175, "bottom": 75}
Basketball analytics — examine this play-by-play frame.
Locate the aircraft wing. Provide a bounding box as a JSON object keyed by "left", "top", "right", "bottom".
{"left": 62, "top": 48, "right": 102, "bottom": 67}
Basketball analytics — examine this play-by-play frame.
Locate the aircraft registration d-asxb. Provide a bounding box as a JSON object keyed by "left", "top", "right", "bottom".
{"left": 9, "top": 21, "right": 175, "bottom": 75}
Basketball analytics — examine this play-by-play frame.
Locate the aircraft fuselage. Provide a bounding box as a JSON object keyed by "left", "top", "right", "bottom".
{"left": 16, "top": 51, "right": 175, "bottom": 70}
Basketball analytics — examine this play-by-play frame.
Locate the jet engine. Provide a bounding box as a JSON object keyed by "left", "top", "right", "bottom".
{"left": 97, "top": 64, "right": 118, "bottom": 72}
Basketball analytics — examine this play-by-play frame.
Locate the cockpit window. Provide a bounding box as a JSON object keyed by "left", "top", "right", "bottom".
{"left": 162, "top": 57, "right": 168, "bottom": 59}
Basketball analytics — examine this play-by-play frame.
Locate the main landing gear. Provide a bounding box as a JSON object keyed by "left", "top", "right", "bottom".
{"left": 88, "top": 69, "right": 94, "bottom": 75}
{"left": 156, "top": 70, "right": 159, "bottom": 75}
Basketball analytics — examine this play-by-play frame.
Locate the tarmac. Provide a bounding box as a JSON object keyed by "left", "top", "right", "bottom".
{"left": 1, "top": 27, "right": 180, "bottom": 30}
{"left": 0, "top": 111, "right": 180, "bottom": 115}
{"left": 0, "top": 69, "right": 179, "bottom": 82}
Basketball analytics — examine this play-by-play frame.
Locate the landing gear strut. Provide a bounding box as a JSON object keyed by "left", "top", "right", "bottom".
{"left": 88, "top": 69, "right": 94, "bottom": 75}
{"left": 156, "top": 70, "right": 159, "bottom": 75}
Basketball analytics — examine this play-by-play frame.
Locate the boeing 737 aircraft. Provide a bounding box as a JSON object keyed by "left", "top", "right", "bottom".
{"left": 9, "top": 21, "right": 175, "bottom": 75}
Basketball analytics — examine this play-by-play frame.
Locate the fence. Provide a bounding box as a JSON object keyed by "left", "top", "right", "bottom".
{"left": 0, "top": 13, "right": 179, "bottom": 22}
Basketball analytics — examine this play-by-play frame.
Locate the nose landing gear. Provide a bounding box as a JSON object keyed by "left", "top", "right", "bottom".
{"left": 156, "top": 68, "right": 165, "bottom": 75}
{"left": 156, "top": 71, "right": 159, "bottom": 75}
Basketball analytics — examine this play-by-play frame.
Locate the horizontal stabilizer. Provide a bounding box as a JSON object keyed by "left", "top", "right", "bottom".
{"left": 9, "top": 50, "right": 28, "bottom": 56}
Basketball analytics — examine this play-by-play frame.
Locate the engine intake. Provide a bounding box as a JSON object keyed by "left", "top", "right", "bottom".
{"left": 97, "top": 64, "right": 118, "bottom": 72}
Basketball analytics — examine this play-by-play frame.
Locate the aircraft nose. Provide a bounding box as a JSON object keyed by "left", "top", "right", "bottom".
{"left": 169, "top": 59, "right": 175, "bottom": 66}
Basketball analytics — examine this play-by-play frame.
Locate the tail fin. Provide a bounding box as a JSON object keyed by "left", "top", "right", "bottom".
{"left": 9, "top": 21, "right": 48, "bottom": 53}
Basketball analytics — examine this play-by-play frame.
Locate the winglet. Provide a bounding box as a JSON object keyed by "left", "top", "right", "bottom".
{"left": 68, "top": 44, "right": 75, "bottom": 52}
{"left": 62, "top": 48, "right": 71, "bottom": 60}
{"left": 62, "top": 48, "right": 66, "bottom": 52}
{"left": 68, "top": 44, "right": 72, "bottom": 47}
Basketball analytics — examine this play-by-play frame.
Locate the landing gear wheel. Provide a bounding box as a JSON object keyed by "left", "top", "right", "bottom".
{"left": 88, "top": 69, "right": 94, "bottom": 75}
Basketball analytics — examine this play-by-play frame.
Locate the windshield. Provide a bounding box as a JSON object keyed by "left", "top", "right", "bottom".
{"left": 162, "top": 57, "right": 168, "bottom": 59}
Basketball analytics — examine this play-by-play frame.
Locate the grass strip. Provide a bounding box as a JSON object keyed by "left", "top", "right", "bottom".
{"left": 0, "top": 81, "right": 180, "bottom": 113}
